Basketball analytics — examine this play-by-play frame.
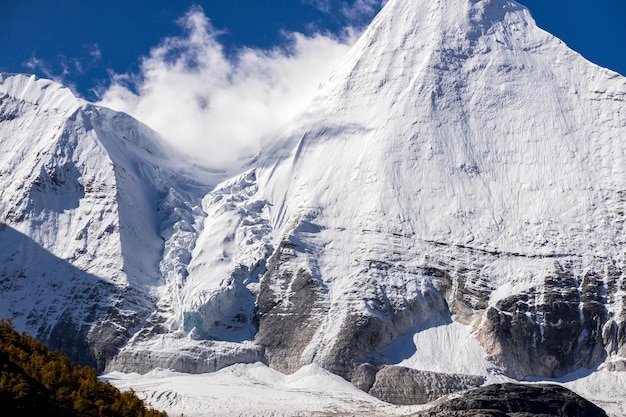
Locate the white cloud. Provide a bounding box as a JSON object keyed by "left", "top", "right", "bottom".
{"left": 302, "top": 0, "right": 387, "bottom": 22}
{"left": 24, "top": 56, "right": 57, "bottom": 80}
{"left": 98, "top": 7, "right": 358, "bottom": 171}
{"left": 88, "top": 44, "right": 102, "bottom": 62}
{"left": 303, "top": 0, "right": 332, "bottom": 13}
{"left": 341, "top": 0, "right": 388, "bottom": 21}
{"left": 24, "top": 55, "right": 79, "bottom": 93}
{"left": 24, "top": 44, "right": 102, "bottom": 93}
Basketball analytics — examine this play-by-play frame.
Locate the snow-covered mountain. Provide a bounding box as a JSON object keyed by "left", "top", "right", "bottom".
{"left": 153, "top": 0, "right": 626, "bottom": 385}
{"left": 0, "top": 73, "right": 225, "bottom": 370}
{"left": 2, "top": 0, "right": 626, "bottom": 414}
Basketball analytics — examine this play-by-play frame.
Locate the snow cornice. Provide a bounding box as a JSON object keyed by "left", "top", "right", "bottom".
{"left": 0, "top": 73, "right": 84, "bottom": 114}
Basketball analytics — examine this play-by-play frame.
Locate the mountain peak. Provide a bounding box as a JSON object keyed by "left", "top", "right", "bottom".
{"left": 0, "top": 73, "right": 83, "bottom": 114}
{"left": 258, "top": 0, "right": 626, "bottom": 248}
{"left": 246, "top": 0, "right": 626, "bottom": 384}
{"left": 360, "top": 0, "right": 539, "bottom": 48}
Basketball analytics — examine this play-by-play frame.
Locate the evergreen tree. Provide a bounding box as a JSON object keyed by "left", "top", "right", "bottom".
{"left": 0, "top": 319, "right": 167, "bottom": 417}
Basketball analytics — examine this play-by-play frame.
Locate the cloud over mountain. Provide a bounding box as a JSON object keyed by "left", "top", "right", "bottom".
{"left": 98, "top": 7, "right": 356, "bottom": 171}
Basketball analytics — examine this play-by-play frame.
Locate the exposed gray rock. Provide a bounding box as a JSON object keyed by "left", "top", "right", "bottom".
{"left": 324, "top": 313, "right": 397, "bottom": 377}
{"left": 320, "top": 270, "right": 453, "bottom": 378}
{"left": 0, "top": 224, "right": 153, "bottom": 372}
{"left": 349, "top": 363, "right": 380, "bottom": 393}
{"left": 255, "top": 238, "right": 328, "bottom": 374}
{"left": 36, "top": 286, "right": 151, "bottom": 373}
{"left": 427, "top": 260, "right": 492, "bottom": 325}
{"left": 367, "top": 366, "right": 485, "bottom": 405}
{"left": 602, "top": 265, "right": 626, "bottom": 371}
{"left": 603, "top": 318, "right": 626, "bottom": 371}
{"left": 413, "top": 383, "right": 608, "bottom": 417}
{"left": 105, "top": 338, "right": 264, "bottom": 374}
{"left": 477, "top": 263, "right": 609, "bottom": 379}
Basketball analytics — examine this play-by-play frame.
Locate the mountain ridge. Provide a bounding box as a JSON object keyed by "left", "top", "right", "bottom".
{"left": 0, "top": 72, "right": 219, "bottom": 371}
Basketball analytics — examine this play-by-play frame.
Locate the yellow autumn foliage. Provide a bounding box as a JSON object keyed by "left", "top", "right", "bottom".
{"left": 0, "top": 319, "right": 168, "bottom": 417}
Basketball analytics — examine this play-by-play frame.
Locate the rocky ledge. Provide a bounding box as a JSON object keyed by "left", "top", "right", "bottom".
{"left": 413, "top": 383, "right": 608, "bottom": 417}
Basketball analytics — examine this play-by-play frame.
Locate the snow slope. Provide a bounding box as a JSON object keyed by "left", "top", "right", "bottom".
{"left": 103, "top": 363, "right": 425, "bottom": 417}
{"left": 0, "top": 73, "right": 220, "bottom": 370}
{"left": 103, "top": 350, "right": 625, "bottom": 417}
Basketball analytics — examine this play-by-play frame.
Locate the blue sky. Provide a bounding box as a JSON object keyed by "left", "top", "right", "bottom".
{"left": 2, "top": 0, "right": 625, "bottom": 101}
{"left": 0, "top": 0, "right": 380, "bottom": 100}
{"left": 1, "top": 0, "right": 625, "bottom": 169}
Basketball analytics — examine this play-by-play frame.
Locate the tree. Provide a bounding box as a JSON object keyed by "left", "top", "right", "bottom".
{"left": 0, "top": 319, "right": 167, "bottom": 417}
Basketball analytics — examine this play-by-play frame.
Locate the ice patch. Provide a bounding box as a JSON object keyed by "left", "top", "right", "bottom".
{"left": 394, "top": 320, "right": 497, "bottom": 376}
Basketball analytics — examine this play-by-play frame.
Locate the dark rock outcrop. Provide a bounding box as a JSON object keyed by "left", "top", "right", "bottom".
{"left": 413, "top": 383, "right": 608, "bottom": 417}
{"left": 478, "top": 263, "right": 609, "bottom": 379}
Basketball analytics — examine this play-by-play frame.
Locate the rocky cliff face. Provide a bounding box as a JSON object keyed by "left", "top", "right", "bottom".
{"left": 477, "top": 262, "right": 611, "bottom": 379}
{"left": 353, "top": 365, "right": 485, "bottom": 406}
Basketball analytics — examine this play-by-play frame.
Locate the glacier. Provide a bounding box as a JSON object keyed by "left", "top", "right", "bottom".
{"left": 2, "top": 0, "right": 626, "bottom": 415}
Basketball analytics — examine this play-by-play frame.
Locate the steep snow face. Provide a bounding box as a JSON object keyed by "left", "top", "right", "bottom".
{"left": 0, "top": 73, "right": 216, "bottom": 370}
{"left": 260, "top": 0, "right": 626, "bottom": 251}
{"left": 186, "top": 0, "right": 626, "bottom": 381}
